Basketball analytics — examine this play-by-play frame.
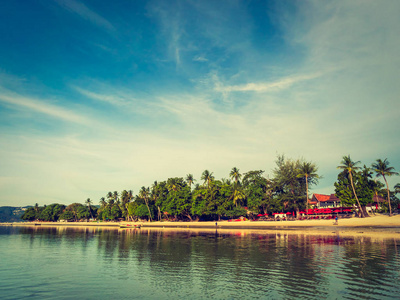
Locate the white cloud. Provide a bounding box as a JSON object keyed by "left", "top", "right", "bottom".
{"left": 193, "top": 56, "right": 208, "bottom": 62}
{"left": 215, "top": 73, "right": 322, "bottom": 93}
{"left": 0, "top": 89, "right": 89, "bottom": 125}
{"left": 73, "top": 86, "right": 131, "bottom": 106}
{"left": 54, "top": 0, "right": 114, "bottom": 31}
{"left": 2, "top": 1, "right": 400, "bottom": 206}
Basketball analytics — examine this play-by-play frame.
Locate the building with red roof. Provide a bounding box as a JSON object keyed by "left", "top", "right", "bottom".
{"left": 310, "top": 193, "right": 341, "bottom": 208}
{"left": 310, "top": 193, "right": 386, "bottom": 209}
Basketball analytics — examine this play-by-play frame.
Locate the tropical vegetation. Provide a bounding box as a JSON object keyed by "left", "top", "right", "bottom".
{"left": 335, "top": 156, "right": 399, "bottom": 217}
{"left": 21, "top": 155, "right": 399, "bottom": 222}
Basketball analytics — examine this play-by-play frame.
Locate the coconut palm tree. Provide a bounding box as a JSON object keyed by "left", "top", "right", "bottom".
{"left": 372, "top": 159, "right": 399, "bottom": 216}
{"left": 337, "top": 155, "right": 364, "bottom": 217}
{"left": 113, "top": 191, "right": 119, "bottom": 204}
{"left": 186, "top": 174, "right": 195, "bottom": 190}
{"left": 99, "top": 197, "right": 107, "bottom": 208}
{"left": 229, "top": 167, "right": 242, "bottom": 185}
{"left": 395, "top": 183, "right": 400, "bottom": 194}
{"left": 120, "top": 190, "right": 131, "bottom": 221}
{"left": 139, "top": 186, "right": 152, "bottom": 221}
{"left": 85, "top": 198, "right": 94, "bottom": 220}
{"left": 151, "top": 181, "right": 162, "bottom": 221}
{"left": 297, "top": 161, "right": 319, "bottom": 213}
{"left": 229, "top": 167, "right": 244, "bottom": 207}
{"left": 232, "top": 188, "right": 245, "bottom": 207}
{"left": 201, "top": 170, "right": 214, "bottom": 189}
{"left": 167, "top": 178, "right": 181, "bottom": 192}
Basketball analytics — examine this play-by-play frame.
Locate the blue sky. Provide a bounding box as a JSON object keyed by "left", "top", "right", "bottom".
{"left": 0, "top": 0, "right": 399, "bottom": 206}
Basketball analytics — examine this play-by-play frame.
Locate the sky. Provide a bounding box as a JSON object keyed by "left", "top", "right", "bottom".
{"left": 0, "top": 0, "right": 399, "bottom": 207}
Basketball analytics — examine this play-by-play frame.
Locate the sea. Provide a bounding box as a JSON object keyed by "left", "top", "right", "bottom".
{"left": 0, "top": 225, "right": 399, "bottom": 299}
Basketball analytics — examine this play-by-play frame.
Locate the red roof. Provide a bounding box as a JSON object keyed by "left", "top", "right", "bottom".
{"left": 312, "top": 194, "right": 330, "bottom": 202}
{"left": 372, "top": 195, "right": 386, "bottom": 203}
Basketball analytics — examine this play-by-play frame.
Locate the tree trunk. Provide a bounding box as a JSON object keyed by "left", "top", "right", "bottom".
{"left": 375, "top": 191, "right": 380, "bottom": 211}
{"left": 144, "top": 197, "right": 152, "bottom": 222}
{"left": 158, "top": 206, "right": 161, "bottom": 221}
{"left": 383, "top": 176, "right": 392, "bottom": 216}
{"left": 305, "top": 175, "right": 309, "bottom": 214}
{"left": 361, "top": 206, "right": 369, "bottom": 218}
{"left": 125, "top": 203, "right": 129, "bottom": 221}
{"left": 349, "top": 173, "right": 364, "bottom": 218}
{"left": 89, "top": 205, "right": 94, "bottom": 219}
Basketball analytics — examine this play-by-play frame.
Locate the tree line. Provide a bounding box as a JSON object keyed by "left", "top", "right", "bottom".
{"left": 21, "top": 155, "right": 400, "bottom": 222}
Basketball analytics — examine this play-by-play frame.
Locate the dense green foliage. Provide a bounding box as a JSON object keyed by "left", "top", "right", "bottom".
{"left": 20, "top": 155, "right": 399, "bottom": 222}
{"left": 335, "top": 156, "right": 399, "bottom": 216}
{"left": 0, "top": 206, "right": 30, "bottom": 222}
{"left": 20, "top": 155, "right": 321, "bottom": 222}
{"left": 372, "top": 158, "right": 399, "bottom": 216}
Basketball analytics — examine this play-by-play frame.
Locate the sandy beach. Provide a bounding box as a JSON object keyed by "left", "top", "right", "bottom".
{"left": 8, "top": 214, "right": 400, "bottom": 230}
{"left": 4, "top": 214, "right": 400, "bottom": 240}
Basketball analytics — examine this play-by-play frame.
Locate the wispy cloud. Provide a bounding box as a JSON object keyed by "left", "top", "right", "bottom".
{"left": 215, "top": 73, "right": 322, "bottom": 93}
{"left": 149, "top": 1, "right": 184, "bottom": 67}
{"left": 73, "top": 86, "right": 131, "bottom": 106}
{"left": 1, "top": 1, "right": 400, "bottom": 207}
{"left": 0, "top": 89, "right": 89, "bottom": 125}
{"left": 54, "top": 0, "right": 114, "bottom": 31}
{"left": 193, "top": 56, "right": 208, "bottom": 62}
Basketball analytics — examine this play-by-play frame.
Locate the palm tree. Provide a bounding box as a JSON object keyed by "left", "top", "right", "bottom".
{"left": 99, "top": 197, "right": 107, "bottom": 208}
{"left": 85, "top": 198, "right": 94, "bottom": 220}
{"left": 229, "top": 167, "right": 243, "bottom": 207}
{"left": 297, "top": 161, "right": 319, "bottom": 213}
{"left": 139, "top": 186, "right": 152, "bottom": 221}
{"left": 167, "top": 178, "right": 181, "bottom": 192}
{"left": 372, "top": 159, "right": 399, "bottom": 216}
{"left": 127, "top": 190, "right": 134, "bottom": 221}
{"left": 186, "top": 174, "right": 195, "bottom": 190}
{"left": 337, "top": 155, "right": 364, "bottom": 217}
{"left": 372, "top": 179, "right": 385, "bottom": 210}
{"left": 120, "top": 190, "right": 131, "bottom": 221}
{"left": 113, "top": 191, "right": 119, "bottom": 204}
{"left": 201, "top": 170, "right": 214, "bottom": 189}
{"left": 232, "top": 189, "right": 245, "bottom": 207}
{"left": 229, "top": 167, "right": 242, "bottom": 185}
{"left": 395, "top": 183, "right": 400, "bottom": 194}
{"left": 151, "top": 181, "right": 162, "bottom": 221}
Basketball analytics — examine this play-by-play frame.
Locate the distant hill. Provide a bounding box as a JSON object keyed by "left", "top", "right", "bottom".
{"left": 0, "top": 206, "right": 31, "bottom": 222}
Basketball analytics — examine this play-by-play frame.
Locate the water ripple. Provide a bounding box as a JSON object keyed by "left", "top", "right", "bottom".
{"left": 1, "top": 227, "right": 400, "bottom": 299}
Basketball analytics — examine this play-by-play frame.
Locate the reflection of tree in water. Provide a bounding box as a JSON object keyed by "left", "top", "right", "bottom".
{"left": 143, "top": 230, "right": 195, "bottom": 296}
{"left": 96, "top": 228, "right": 120, "bottom": 260}
{"left": 94, "top": 228, "right": 196, "bottom": 296}
{"left": 177, "top": 231, "right": 324, "bottom": 298}
{"left": 341, "top": 236, "right": 400, "bottom": 298}
{"left": 10, "top": 226, "right": 400, "bottom": 298}
{"left": 265, "top": 233, "right": 327, "bottom": 299}
{"left": 170, "top": 231, "right": 400, "bottom": 299}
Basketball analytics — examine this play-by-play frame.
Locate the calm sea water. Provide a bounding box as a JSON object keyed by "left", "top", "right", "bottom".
{"left": 0, "top": 226, "right": 399, "bottom": 300}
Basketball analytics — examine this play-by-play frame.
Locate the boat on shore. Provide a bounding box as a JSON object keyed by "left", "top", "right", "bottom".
{"left": 119, "top": 224, "right": 141, "bottom": 229}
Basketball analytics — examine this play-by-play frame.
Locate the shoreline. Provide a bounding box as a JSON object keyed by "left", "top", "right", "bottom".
{"left": 3, "top": 214, "right": 400, "bottom": 231}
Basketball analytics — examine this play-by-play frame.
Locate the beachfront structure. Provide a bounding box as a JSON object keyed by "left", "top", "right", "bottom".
{"left": 310, "top": 193, "right": 386, "bottom": 209}
{"left": 367, "top": 194, "right": 386, "bottom": 211}
{"left": 309, "top": 194, "right": 341, "bottom": 208}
